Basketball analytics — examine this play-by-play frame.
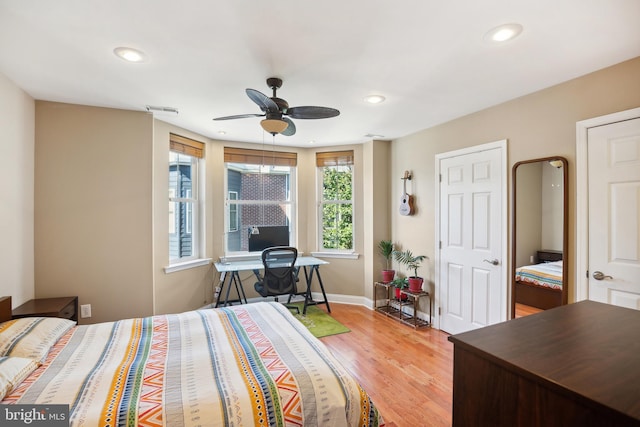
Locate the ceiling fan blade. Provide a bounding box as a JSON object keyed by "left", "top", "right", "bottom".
{"left": 287, "top": 106, "right": 340, "bottom": 119}
{"left": 213, "top": 113, "right": 264, "bottom": 121}
{"left": 281, "top": 118, "right": 296, "bottom": 136}
{"left": 246, "top": 88, "right": 279, "bottom": 113}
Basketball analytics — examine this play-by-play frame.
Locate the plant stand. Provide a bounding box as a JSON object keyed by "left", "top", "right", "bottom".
{"left": 373, "top": 282, "right": 431, "bottom": 329}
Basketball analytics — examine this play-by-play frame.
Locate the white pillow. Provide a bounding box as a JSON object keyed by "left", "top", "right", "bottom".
{"left": 0, "top": 356, "right": 39, "bottom": 399}
{"left": 0, "top": 317, "right": 75, "bottom": 363}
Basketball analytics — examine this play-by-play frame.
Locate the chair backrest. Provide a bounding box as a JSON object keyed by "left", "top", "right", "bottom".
{"left": 260, "top": 246, "right": 298, "bottom": 296}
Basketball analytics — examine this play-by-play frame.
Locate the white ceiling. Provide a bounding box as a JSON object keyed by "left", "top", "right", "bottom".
{"left": 1, "top": 0, "right": 639, "bottom": 147}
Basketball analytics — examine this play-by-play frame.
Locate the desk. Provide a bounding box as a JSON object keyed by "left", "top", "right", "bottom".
{"left": 214, "top": 256, "right": 330, "bottom": 314}
{"left": 448, "top": 301, "right": 640, "bottom": 426}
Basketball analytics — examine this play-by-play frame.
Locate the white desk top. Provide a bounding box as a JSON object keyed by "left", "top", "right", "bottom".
{"left": 214, "top": 256, "right": 328, "bottom": 273}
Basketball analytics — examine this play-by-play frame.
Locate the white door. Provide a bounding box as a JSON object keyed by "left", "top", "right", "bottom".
{"left": 438, "top": 141, "right": 507, "bottom": 334}
{"left": 587, "top": 117, "right": 640, "bottom": 308}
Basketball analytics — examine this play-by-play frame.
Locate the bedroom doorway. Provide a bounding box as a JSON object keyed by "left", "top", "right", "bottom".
{"left": 436, "top": 140, "right": 508, "bottom": 334}
{"left": 577, "top": 108, "right": 640, "bottom": 309}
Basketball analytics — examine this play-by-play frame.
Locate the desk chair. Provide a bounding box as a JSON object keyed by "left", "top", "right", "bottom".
{"left": 254, "top": 247, "right": 300, "bottom": 313}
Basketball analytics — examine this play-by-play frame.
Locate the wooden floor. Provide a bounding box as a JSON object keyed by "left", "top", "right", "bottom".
{"left": 319, "top": 302, "right": 543, "bottom": 427}
{"left": 515, "top": 302, "right": 543, "bottom": 317}
{"left": 320, "top": 303, "right": 454, "bottom": 427}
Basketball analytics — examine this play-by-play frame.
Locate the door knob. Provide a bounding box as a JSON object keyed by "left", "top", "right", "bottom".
{"left": 592, "top": 271, "right": 613, "bottom": 281}
{"left": 483, "top": 259, "right": 499, "bottom": 266}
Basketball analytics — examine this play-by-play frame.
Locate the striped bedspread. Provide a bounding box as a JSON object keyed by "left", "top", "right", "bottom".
{"left": 515, "top": 260, "right": 563, "bottom": 290}
{"left": 3, "top": 302, "right": 383, "bottom": 427}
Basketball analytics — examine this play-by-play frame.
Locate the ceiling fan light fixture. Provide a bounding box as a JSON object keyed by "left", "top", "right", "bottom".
{"left": 260, "top": 118, "right": 288, "bottom": 134}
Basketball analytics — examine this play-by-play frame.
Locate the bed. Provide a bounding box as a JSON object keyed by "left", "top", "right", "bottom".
{"left": 514, "top": 250, "right": 563, "bottom": 310}
{"left": 0, "top": 297, "right": 383, "bottom": 427}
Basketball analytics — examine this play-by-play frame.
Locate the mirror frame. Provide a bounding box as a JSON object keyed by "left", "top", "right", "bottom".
{"left": 511, "top": 156, "right": 568, "bottom": 318}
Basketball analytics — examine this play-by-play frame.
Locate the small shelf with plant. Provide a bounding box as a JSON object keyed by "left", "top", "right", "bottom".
{"left": 393, "top": 249, "right": 428, "bottom": 293}
{"left": 377, "top": 240, "right": 396, "bottom": 283}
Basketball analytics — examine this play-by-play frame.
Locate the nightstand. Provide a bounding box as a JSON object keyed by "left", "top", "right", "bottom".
{"left": 12, "top": 297, "right": 78, "bottom": 322}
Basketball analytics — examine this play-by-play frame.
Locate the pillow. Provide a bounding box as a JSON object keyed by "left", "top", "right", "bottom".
{"left": 0, "top": 317, "right": 75, "bottom": 363}
{"left": 0, "top": 356, "right": 39, "bottom": 400}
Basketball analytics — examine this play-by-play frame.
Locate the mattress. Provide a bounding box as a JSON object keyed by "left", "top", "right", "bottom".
{"left": 1, "top": 302, "right": 383, "bottom": 427}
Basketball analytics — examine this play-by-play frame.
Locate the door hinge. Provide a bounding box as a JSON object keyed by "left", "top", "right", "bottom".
{"left": 438, "top": 307, "right": 441, "bottom": 315}
{"left": 439, "top": 174, "right": 442, "bottom": 183}
{"left": 439, "top": 241, "right": 442, "bottom": 249}
{"left": 586, "top": 270, "right": 589, "bottom": 278}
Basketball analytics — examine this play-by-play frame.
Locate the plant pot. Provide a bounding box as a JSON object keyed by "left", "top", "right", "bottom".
{"left": 407, "top": 277, "right": 424, "bottom": 292}
{"left": 381, "top": 270, "right": 395, "bottom": 283}
{"left": 394, "top": 287, "right": 408, "bottom": 300}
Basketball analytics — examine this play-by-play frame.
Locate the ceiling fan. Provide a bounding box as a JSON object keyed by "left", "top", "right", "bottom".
{"left": 213, "top": 77, "right": 340, "bottom": 136}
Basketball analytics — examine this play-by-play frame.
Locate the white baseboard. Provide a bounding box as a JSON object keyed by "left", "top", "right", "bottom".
{"left": 202, "top": 293, "right": 434, "bottom": 326}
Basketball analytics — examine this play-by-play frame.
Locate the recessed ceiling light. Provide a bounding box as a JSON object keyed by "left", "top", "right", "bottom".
{"left": 484, "top": 23, "right": 523, "bottom": 43}
{"left": 218, "top": 130, "right": 227, "bottom": 135}
{"left": 364, "top": 133, "right": 385, "bottom": 138}
{"left": 364, "top": 94, "right": 386, "bottom": 104}
{"left": 114, "top": 47, "right": 147, "bottom": 63}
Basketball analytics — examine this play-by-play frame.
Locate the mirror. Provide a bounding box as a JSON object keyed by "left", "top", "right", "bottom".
{"left": 512, "top": 156, "right": 568, "bottom": 318}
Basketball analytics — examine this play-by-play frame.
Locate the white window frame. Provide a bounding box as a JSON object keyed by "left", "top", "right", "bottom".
{"left": 228, "top": 191, "right": 239, "bottom": 232}
{"left": 168, "top": 152, "right": 200, "bottom": 265}
{"left": 316, "top": 164, "right": 355, "bottom": 254}
{"left": 224, "top": 163, "right": 296, "bottom": 258}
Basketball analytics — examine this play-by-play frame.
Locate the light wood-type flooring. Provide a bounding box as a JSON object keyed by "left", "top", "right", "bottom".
{"left": 320, "top": 302, "right": 541, "bottom": 427}
{"left": 320, "top": 303, "right": 453, "bottom": 427}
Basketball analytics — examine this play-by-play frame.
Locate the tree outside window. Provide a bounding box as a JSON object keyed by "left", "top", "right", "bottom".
{"left": 317, "top": 150, "right": 354, "bottom": 252}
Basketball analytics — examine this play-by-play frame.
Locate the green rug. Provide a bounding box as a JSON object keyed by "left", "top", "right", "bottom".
{"left": 290, "top": 303, "right": 350, "bottom": 338}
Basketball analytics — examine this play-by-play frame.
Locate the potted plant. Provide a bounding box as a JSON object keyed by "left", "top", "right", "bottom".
{"left": 391, "top": 277, "right": 408, "bottom": 301}
{"left": 394, "top": 249, "right": 428, "bottom": 292}
{"left": 377, "top": 240, "right": 396, "bottom": 283}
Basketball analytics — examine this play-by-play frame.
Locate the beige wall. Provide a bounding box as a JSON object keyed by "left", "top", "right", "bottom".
{"left": 514, "top": 162, "right": 543, "bottom": 268}
{"left": 14, "top": 56, "right": 640, "bottom": 321}
{"left": 0, "top": 72, "right": 35, "bottom": 307}
{"left": 35, "top": 102, "right": 154, "bottom": 323}
{"left": 390, "top": 56, "right": 640, "bottom": 304}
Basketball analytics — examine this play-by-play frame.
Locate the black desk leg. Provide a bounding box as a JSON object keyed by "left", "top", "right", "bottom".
{"left": 233, "top": 272, "right": 248, "bottom": 304}
{"left": 214, "top": 272, "right": 227, "bottom": 308}
{"left": 302, "top": 265, "right": 331, "bottom": 315}
{"left": 216, "top": 271, "right": 248, "bottom": 307}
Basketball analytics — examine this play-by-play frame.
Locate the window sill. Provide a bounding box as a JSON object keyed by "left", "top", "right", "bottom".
{"left": 310, "top": 251, "right": 360, "bottom": 260}
{"left": 164, "top": 258, "right": 212, "bottom": 274}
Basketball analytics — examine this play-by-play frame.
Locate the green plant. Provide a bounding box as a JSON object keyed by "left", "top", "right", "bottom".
{"left": 377, "top": 240, "right": 395, "bottom": 270}
{"left": 391, "top": 277, "right": 408, "bottom": 289}
{"left": 393, "top": 249, "right": 427, "bottom": 278}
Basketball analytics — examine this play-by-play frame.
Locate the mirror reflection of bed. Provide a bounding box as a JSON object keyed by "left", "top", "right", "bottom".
{"left": 512, "top": 157, "right": 568, "bottom": 318}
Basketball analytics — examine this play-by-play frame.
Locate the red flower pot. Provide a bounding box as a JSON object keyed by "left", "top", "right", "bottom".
{"left": 407, "top": 277, "right": 424, "bottom": 292}
{"left": 381, "top": 270, "right": 395, "bottom": 283}
{"left": 394, "top": 287, "right": 408, "bottom": 301}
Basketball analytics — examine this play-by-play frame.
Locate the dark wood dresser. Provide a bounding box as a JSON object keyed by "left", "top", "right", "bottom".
{"left": 448, "top": 301, "right": 640, "bottom": 426}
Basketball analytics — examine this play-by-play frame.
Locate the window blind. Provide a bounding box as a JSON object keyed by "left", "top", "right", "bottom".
{"left": 316, "top": 150, "right": 354, "bottom": 167}
{"left": 170, "top": 133, "right": 205, "bottom": 158}
{"left": 224, "top": 147, "right": 297, "bottom": 167}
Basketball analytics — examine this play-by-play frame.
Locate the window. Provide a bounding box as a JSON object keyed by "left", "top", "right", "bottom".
{"left": 317, "top": 150, "right": 354, "bottom": 251}
{"left": 169, "top": 134, "right": 204, "bottom": 263}
{"left": 228, "top": 191, "right": 238, "bottom": 232}
{"left": 224, "top": 147, "right": 297, "bottom": 255}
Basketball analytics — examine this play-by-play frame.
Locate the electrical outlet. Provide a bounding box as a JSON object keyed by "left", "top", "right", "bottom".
{"left": 80, "top": 304, "right": 92, "bottom": 318}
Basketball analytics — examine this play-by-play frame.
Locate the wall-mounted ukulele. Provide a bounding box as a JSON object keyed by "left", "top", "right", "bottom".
{"left": 399, "top": 170, "right": 414, "bottom": 216}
